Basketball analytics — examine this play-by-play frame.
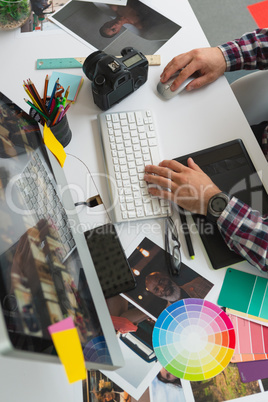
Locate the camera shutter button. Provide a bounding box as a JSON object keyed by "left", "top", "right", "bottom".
{"left": 94, "top": 75, "right": 106, "bottom": 86}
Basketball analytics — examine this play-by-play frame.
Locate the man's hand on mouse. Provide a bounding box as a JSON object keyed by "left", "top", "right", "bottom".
{"left": 160, "top": 47, "right": 227, "bottom": 92}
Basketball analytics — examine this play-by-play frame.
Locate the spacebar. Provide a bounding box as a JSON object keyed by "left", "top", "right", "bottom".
{"left": 149, "top": 146, "right": 161, "bottom": 166}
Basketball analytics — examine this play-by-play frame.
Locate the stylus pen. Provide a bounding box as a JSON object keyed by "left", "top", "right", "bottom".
{"left": 179, "top": 208, "right": 195, "bottom": 259}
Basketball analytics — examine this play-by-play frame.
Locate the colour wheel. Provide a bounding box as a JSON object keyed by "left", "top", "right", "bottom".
{"left": 152, "top": 298, "right": 236, "bottom": 381}
{"left": 83, "top": 336, "right": 112, "bottom": 365}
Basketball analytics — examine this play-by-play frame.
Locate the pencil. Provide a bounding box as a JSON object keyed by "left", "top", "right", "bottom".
{"left": 27, "top": 79, "right": 48, "bottom": 115}
{"left": 64, "top": 86, "right": 70, "bottom": 101}
{"left": 58, "top": 106, "right": 65, "bottom": 122}
{"left": 61, "top": 102, "right": 72, "bottom": 118}
{"left": 178, "top": 207, "right": 195, "bottom": 259}
{"left": 24, "top": 80, "right": 41, "bottom": 107}
{"left": 51, "top": 105, "right": 64, "bottom": 126}
{"left": 24, "top": 98, "right": 48, "bottom": 121}
{"left": 23, "top": 83, "right": 40, "bottom": 108}
{"left": 49, "top": 103, "right": 60, "bottom": 123}
{"left": 48, "top": 78, "right": 59, "bottom": 112}
{"left": 44, "top": 74, "right": 49, "bottom": 103}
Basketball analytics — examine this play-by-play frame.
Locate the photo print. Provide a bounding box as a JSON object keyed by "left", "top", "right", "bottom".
{"left": 83, "top": 368, "right": 187, "bottom": 401}
{"left": 49, "top": 0, "right": 181, "bottom": 55}
{"left": 124, "top": 237, "right": 214, "bottom": 320}
{"left": 191, "top": 363, "right": 261, "bottom": 402}
{"left": 150, "top": 366, "right": 186, "bottom": 402}
{"left": 84, "top": 370, "right": 150, "bottom": 401}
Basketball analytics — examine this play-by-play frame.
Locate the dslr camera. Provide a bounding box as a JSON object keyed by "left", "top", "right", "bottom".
{"left": 82, "top": 47, "right": 148, "bottom": 111}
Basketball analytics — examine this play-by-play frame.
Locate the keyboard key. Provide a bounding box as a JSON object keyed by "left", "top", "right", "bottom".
{"left": 144, "top": 204, "right": 153, "bottom": 216}
{"left": 152, "top": 199, "right": 161, "bottom": 215}
{"left": 135, "top": 111, "right": 143, "bottom": 125}
{"left": 128, "top": 211, "right": 136, "bottom": 218}
{"left": 137, "top": 207, "right": 145, "bottom": 217}
{"left": 112, "top": 113, "right": 119, "bottom": 122}
{"left": 127, "top": 202, "right": 135, "bottom": 211}
{"left": 127, "top": 112, "right": 135, "bottom": 123}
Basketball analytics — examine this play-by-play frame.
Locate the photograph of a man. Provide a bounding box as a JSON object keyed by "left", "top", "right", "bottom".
{"left": 125, "top": 237, "right": 213, "bottom": 319}
{"left": 50, "top": 0, "right": 181, "bottom": 55}
{"left": 99, "top": 0, "right": 180, "bottom": 41}
{"left": 145, "top": 271, "right": 212, "bottom": 306}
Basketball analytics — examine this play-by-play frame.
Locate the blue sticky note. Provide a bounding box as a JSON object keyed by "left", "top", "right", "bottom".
{"left": 47, "top": 72, "right": 83, "bottom": 102}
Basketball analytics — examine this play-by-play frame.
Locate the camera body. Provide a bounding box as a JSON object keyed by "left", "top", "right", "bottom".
{"left": 82, "top": 47, "right": 148, "bottom": 111}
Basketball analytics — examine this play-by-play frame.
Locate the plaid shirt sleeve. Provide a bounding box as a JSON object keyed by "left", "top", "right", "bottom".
{"left": 217, "top": 197, "right": 268, "bottom": 272}
{"left": 218, "top": 28, "right": 268, "bottom": 71}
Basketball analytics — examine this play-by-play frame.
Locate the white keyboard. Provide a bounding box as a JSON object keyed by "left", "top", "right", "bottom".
{"left": 98, "top": 109, "right": 171, "bottom": 223}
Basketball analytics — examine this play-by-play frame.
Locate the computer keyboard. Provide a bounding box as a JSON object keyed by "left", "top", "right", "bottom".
{"left": 16, "top": 150, "right": 76, "bottom": 260}
{"left": 98, "top": 109, "right": 171, "bottom": 223}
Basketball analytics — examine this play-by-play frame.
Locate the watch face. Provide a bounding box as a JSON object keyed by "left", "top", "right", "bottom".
{"left": 211, "top": 197, "right": 228, "bottom": 213}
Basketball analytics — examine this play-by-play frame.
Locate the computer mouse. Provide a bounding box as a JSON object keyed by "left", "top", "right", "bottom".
{"left": 157, "top": 72, "right": 195, "bottom": 99}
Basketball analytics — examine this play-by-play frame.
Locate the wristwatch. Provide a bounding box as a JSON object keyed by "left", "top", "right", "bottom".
{"left": 206, "top": 192, "right": 230, "bottom": 223}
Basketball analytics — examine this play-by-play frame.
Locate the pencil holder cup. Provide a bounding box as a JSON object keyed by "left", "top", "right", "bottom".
{"left": 29, "top": 106, "right": 72, "bottom": 148}
{"left": 50, "top": 115, "right": 72, "bottom": 148}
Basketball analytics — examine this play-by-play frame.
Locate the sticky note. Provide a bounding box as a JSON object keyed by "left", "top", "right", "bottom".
{"left": 43, "top": 123, "right": 66, "bottom": 167}
{"left": 247, "top": 0, "right": 268, "bottom": 28}
{"left": 47, "top": 72, "right": 83, "bottom": 102}
{"left": 48, "top": 316, "right": 75, "bottom": 334}
{"left": 50, "top": 327, "right": 87, "bottom": 383}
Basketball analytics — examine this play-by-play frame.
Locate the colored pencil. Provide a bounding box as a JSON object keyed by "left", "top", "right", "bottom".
{"left": 24, "top": 98, "right": 48, "bottom": 121}
{"left": 23, "top": 80, "right": 41, "bottom": 107}
{"left": 61, "top": 102, "right": 72, "bottom": 117}
{"left": 48, "top": 78, "right": 59, "bottom": 112}
{"left": 49, "top": 97, "right": 56, "bottom": 114}
{"left": 58, "top": 106, "right": 65, "bottom": 122}
{"left": 44, "top": 74, "right": 49, "bottom": 103}
{"left": 27, "top": 79, "right": 48, "bottom": 115}
{"left": 64, "top": 86, "right": 70, "bottom": 101}
{"left": 49, "top": 104, "right": 60, "bottom": 123}
{"left": 23, "top": 83, "right": 40, "bottom": 108}
{"left": 52, "top": 105, "right": 64, "bottom": 126}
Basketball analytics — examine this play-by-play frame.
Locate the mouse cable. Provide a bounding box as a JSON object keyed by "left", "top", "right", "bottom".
{"left": 66, "top": 152, "right": 104, "bottom": 209}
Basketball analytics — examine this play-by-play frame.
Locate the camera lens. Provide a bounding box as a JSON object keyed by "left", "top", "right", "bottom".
{"left": 82, "top": 51, "right": 105, "bottom": 81}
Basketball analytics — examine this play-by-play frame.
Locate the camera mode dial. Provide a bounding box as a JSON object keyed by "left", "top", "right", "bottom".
{"left": 134, "top": 76, "right": 146, "bottom": 89}
{"left": 121, "top": 47, "right": 135, "bottom": 56}
{"left": 94, "top": 75, "right": 106, "bottom": 86}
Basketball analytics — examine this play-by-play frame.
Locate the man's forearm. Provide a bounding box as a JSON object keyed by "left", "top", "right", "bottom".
{"left": 217, "top": 197, "right": 268, "bottom": 272}
{"left": 218, "top": 28, "right": 268, "bottom": 71}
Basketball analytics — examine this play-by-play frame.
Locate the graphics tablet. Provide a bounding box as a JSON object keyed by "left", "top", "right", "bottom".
{"left": 175, "top": 139, "right": 268, "bottom": 269}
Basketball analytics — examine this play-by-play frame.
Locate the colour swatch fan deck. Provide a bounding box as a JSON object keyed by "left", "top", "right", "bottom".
{"left": 152, "top": 298, "right": 236, "bottom": 381}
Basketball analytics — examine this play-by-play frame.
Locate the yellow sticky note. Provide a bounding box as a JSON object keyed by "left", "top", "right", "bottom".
{"left": 51, "top": 328, "right": 87, "bottom": 383}
{"left": 43, "top": 123, "right": 66, "bottom": 167}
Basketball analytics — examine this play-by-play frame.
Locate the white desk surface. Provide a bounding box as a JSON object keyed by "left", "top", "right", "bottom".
{"left": 1, "top": 0, "right": 268, "bottom": 401}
